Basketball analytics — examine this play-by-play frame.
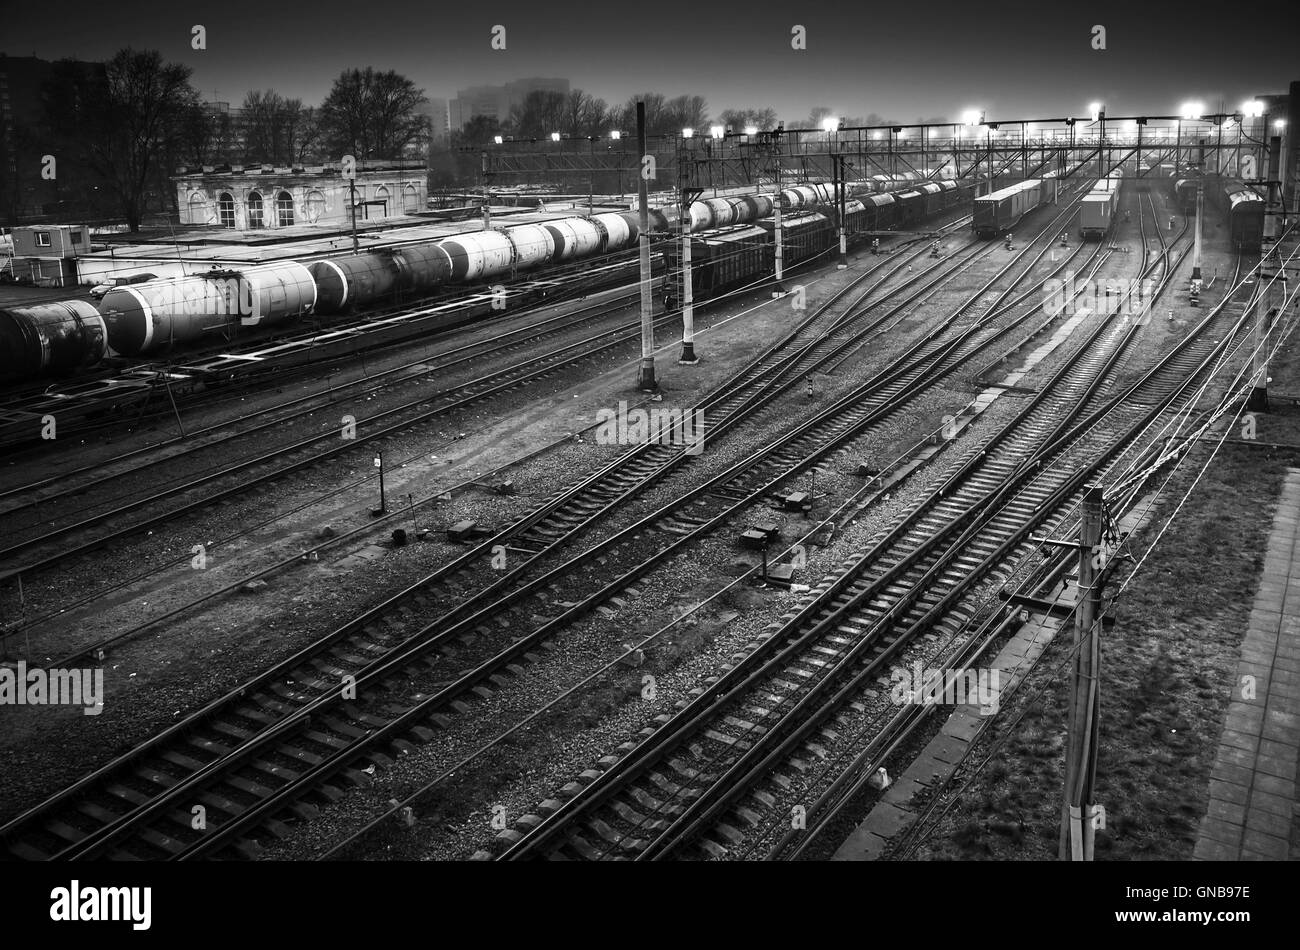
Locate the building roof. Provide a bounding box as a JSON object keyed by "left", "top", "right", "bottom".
{"left": 173, "top": 161, "right": 420, "bottom": 179}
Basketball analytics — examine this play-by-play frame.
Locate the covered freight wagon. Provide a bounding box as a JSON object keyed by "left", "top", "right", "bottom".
{"left": 972, "top": 180, "right": 1044, "bottom": 237}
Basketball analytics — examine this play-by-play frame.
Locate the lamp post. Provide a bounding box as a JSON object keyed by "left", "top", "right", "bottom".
{"left": 772, "top": 124, "right": 786, "bottom": 296}
{"left": 962, "top": 109, "right": 985, "bottom": 191}
{"left": 985, "top": 123, "right": 993, "bottom": 194}
{"left": 823, "top": 117, "right": 846, "bottom": 267}
{"left": 610, "top": 129, "right": 623, "bottom": 197}
{"left": 634, "top": 102, "right": 656, "bottom": 391}
{"left": 1065, "top": 117, "right": 1076, "bottom": 177}
{"left": 1089, "top": 103, "right": 1105, "bottom": 179}
{"left": 679, "top": 127, "right": 700, "bottom": 364}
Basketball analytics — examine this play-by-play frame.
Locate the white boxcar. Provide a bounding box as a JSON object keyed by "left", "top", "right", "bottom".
{"left": 1079, "top": 177, "right": 1122, "bottom": 239}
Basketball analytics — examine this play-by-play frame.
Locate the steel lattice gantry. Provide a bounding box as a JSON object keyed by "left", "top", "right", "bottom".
{"left": 476, "top": 114, "right": 1275, "bottom": 195}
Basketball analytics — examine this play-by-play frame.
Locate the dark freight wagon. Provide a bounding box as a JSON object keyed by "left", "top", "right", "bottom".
{"left": 1213, "top": 179, "right": 1265, "bottom": 252}
{"left": 756, "top": 212, "right": 834, "bottom": 266}
{"left": 972, "top": 180, "right": 1046, "bottom": 237}
{"left": 677, "top": 225, "right": 772, "bottom": 298}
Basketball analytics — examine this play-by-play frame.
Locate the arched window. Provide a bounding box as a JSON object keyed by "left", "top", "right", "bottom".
{"left": 276, "top": 191, "right": 295, "bottom": 227}
{"left": 187, "top": 192, "right": 209, "bottom": 224}
{"left": 374, "top": 186, "right": 390, "bottom": 218}
{"left": 404, "top": 184, "right": 419, "bottom": 214}
{"left": 305, "top": 190, "right": 327, "bottom": 224}
{"left": 217, "top": 192, "right": 236, "bottom": 228}
{"left": 247, "top": 191, "right": 264, "bottom": 229}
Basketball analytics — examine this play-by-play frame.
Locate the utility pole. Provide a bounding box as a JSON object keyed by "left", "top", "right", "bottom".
{"left": 635, "top": 101, "right": 657, "bottom": 391}
{"left": 1247, "top": 263, "right": 1278, "bottom": 412}
{"left": 342, "top": 153, "right": 359, "bottom": 254}
{"left": 1190, "top": 178, "right": 1204, "bottom": 305}
{"left": 679, "top": 138, "right": 700, "bottom": 364}
{"left": 1264, "top": 120, "right": 1283, "bottom": 245}
{"left": 1175, "top": 118, "right": 1182, "bottom": 176}
{"left": 772, "top": 125, "right": 786, "bottom": 297}
{"left": 836, "top": 152, "right": 848, "bottom": 269}
{"left": 481, "top": 150, "right": 492, "bottom": 230}
{"left": 1059, "top": 485, "right": 1106, "bottom": 860}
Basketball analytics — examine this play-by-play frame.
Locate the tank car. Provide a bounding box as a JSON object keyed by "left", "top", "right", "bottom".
{"left": 0, "top": 300, "right": 108, "bottom": 381}
{"left": 309, "top": 253, "right": 401, "bottom": 313}
{"left": 99, "top": 262, "right": 317, "bottom": 355}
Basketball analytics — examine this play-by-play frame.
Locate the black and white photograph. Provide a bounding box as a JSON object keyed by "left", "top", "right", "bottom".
{"left": 0, "top": 0, "right": 1295, "bottom": 933}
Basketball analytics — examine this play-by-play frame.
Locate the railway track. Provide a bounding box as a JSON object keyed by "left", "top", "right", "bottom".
{"left": 0, "top": 285, "right": 678, "bottom": 571}
{"left": 0, "top": 221, "right": 957, "bottom": 584}
{"left": 491, "top": 197, "right": 1253, "bottom": 861}
{"left": 0, "top": 215, "right": 990, "bottom": 856}
{"left": 19, "top": 223, "right": 980, "bottom": 665}
{"left": 0, "top": 250, "right": 653, "bottom": 438}
{"left": 787, "top": 259, "right": 1260, "bottom": 864}
{"left": 0, "top": 195, "right": 1090, "bottom": 860}
{"left": 0, "top": 283, "right": 652, "bottom": 503}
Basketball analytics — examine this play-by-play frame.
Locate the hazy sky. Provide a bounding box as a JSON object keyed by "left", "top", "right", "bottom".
{"left": 4, "top": 0, "right": 1296, "bottom": 123}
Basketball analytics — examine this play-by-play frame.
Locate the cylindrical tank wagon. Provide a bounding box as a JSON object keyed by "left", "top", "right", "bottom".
{"left": 0, "top": 301, "right": 108, "bottom": 381}
{"left": 4, "top": 186, "right": 919, "bottom": 381}
{"left": 98, "top": 262, "right": 317, "bottom": 355}
{"left": 309, "top": 253, "right": 402, "bottom": 313}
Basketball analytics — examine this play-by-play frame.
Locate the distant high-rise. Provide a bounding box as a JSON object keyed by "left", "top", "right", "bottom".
{"left": 422, "top": 98, "right": 450, "bottom": 145}
{"left": 0, "top": 53, "right": 110, "bottom": 224}
{"left": 449, "top": 77, "right": 570, "bottom": 130}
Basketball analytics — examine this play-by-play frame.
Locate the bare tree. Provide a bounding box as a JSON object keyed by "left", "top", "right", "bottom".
{"left": 718, "top": 107, "right": 778, "bottom": 131}
{"left": 319, "top": 68, "right": 428, "bottom": 160}
{"left": 665, "top": 95, "right": 709, "bottom": 131}
{"left": 509, "top": 90, "right": 567, "bottom": 139}
{"left": 617, "top": 93, "right": 670, "bottom": 135}
{"left": 806, "top": 106, "right": 834, "bottom": 128}
{"left": 42, "top": 48, "right": 199, "bottom": 231}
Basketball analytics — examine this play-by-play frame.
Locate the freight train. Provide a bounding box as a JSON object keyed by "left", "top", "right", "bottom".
{"left": 1173, "top": 177, "right": 1201, "bottom": 215}
{"left": 0, "top": 300, "right": 109, "bottom": 380}
{"left": 2, "top": 181, "right": 929, "bottom": 383}
{"left": 1209, "top": 178, "right": 1266, "bottom": 252}
{"left": 674, "top": 179, "right": 975, "bottom": 299}
{"left": 1079, "top": 176, "right": 1123, "bottom": 240}
{"left": 1173, "top": 175, "right": 1266, "bottom": 252}
{"left": 972, "top": 178, "right": 1055, "bottom": 238}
